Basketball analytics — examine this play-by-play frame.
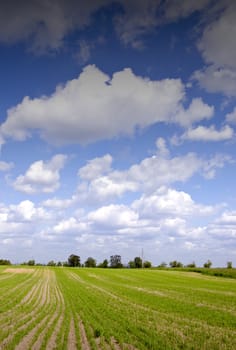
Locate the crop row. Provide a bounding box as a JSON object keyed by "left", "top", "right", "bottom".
{"left": 0, "top": 267, "right": 236, "bottom": 349}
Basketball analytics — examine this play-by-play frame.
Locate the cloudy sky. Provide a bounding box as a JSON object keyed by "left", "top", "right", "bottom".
{"left": 0, "top": 0, "right": 236, "bottom": 266}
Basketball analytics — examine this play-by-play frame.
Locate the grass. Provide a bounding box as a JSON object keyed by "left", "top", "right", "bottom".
{"left": 166, "top": 267, "right": 236, "bottom": 279}
{"left": 0, "top": 266, "right": 236, "bottom": 349}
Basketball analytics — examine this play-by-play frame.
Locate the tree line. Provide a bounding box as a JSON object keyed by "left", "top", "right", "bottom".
{"left": 0, "top": 255, "right": 233, "bottom": 269}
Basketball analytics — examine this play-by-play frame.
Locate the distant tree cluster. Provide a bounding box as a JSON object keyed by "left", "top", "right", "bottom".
{"left": 128, "top": 257, "right": 152, "bottom": 268}
{"left": 203, "top": 260, "right": 212, "bottom": 268}
{"left": 110, "top": 255, "right": 123, "bottom": 268}
{"left": 169, "top": 260, "right": 183, "bottom": 268}
{"left": 3, "top": 254, "right": 233, "bottom": 269}
{"left": 0, "top": 259, "right": 11, "bottom": 265}
{"left": 68, "top": 254, "right": 81, "bottom": 267}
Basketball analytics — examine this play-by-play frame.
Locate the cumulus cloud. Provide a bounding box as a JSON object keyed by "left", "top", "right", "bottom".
{"left": 173, "top": 98, "right": 214, "bottom": 127}
{"left": 76, "top": 151, "right": 202, "bottom": 205}
{"left": 75, "top": 141, "right": 232, "bottom": 206}
{"left": 0, "top": 0, "right": 213, "bottom": 54}
{"left": 114, "top": 0, "right": 211, "bottom": 49}
{"left": 78, "top": 154, "right": 113, "bottom": 180}
{"left": 198, "top": 2, "right": 236, "bottom": 69}
{"left": 162, "top": 0, "right": 212, "bottom": 22}
{"left": 226, "top": 107, "right": 236, "bottom": 124}
{"left": 181, "top": 125, "right": 234, "bottom": 142}
{"left": 202, "top": 154, "right": 233, "bottom": 179}
{"left": 0, "top": 0, "right": 110, "bottom": 53}
{"left": 0, "top": 160, "right": 14, "bottom": 171}
{"left": 194, "top": 1, "right": 236, "bottom": 96}
{"left": 0, "top": 65, "right": 185, "bottom": 146}
{"left": 0, "top": 199, "right": 50, "bottom": 245}
{"left": 217, "top": 211, "right": 236, "bottom": 225}
{"left": 193, "top": 66, "right": 236, "bottom": 97}
{"left": 53, "top": 217, "right": 88, "bottom": 234}
{"left": 132, "top": 186, "right": 215, "bottom": 219}
{"left": 12, "top": 154, "right": 67, "bottom": 194}
{"left": 88, "top": 204, "right": 138, "bottom": 229}
{"left": 9, "top": 200, "right": 49, "bottom": 221}
{"left": 114, "top": 0, "right": 160, "bottom": 49}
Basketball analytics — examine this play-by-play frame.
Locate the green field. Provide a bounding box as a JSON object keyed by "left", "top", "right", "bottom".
{"left": 0, "top": 266, "right": 236, "bottom": 349}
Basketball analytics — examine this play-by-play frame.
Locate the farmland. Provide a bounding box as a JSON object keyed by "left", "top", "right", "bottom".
{"left": 0, "top": 267, "right": 236, "bottom": 349}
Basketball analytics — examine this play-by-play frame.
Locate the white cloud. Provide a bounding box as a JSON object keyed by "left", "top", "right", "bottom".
{"left": 173, "top": 98, "right": 214, "bottom": 127}
{"left": 78, "top": 154, "right": 113, "bottom": 180}
{"left": 194, "top": 2, "right": 236, "bottom": 96}
{"left": 0, "top": 160, "right": 14, "bottom": 171}
{"left": 114, "top": 0, "right": 160, "bottom": 48}
{"left": 76, "top": 151, "right": 202, "bottom": 205}
{"left": 75, "top": 140, "right": 232, "bottom": 205}
{"left": 132, "top": 187, "right": 214, "bottom": 219}
{"left": 193, "top": 66, "right": 236, "bottom": 97}
{"left": 13, "top": 154, "right": 67, "bottom": 194}
{"left": 181, "top": 125, "right": 234, "bottom": 142}
{"left": 88, "top": 204, "right": 138, "bottom": 229}
{"left": 162, "top": 0, "right": 212, "bottom": 21}
{"left": 226, "top": 107, "right": 236, "bottom": 124}
{"left": 0, "top": 65, "right": 185, "bottom": 146}
{"left": 198, "top": 2, "right": 236, "bottom": 69}
{"left": 53, "top": 217, "right": 88, "bottom": 234}
{"left": 184, "top": 241, "right": 196, "bottom": 250}
{"left": 155, "top": 137, "right": 169, "bottom": 157}
{"left": 127, "top": 152, "right": 202, "bottom": 190}
{"left": 0, "top": 0, "right": 110, "bottom": 53}
{"left": 202, "top": 154, "right": 233, "bottom": 179}
{"left": 114, "top": 0, "right": 211, "bottom": 49}
{"left": 42, "top": 197, "right": 75, "bottom": 209}
{"left": 76, "top": 40, "right": 93, "bottom": 64}
{"left": 9, "top": 200, "right": 49, "bottom": 221}
{"left": 216, "top": 211, "right": 236, "bottom": 225}
{"left": 0, "top": 0, "right": 212, "bottom": 55}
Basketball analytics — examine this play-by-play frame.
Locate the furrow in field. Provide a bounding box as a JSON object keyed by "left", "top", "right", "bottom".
{"left": 11, "top": 269, "right": 57, "bottom": 349}
{"left": 69, "top": 270, "right": 236, "bottom": 349}
{"left": 0, "top": 269, "right": 40, "bottom": 309}
{"left": 45, "top": 280, "right": 65, "bottom": 349}
{"left": 0, "top": 272, "right": 44, "bottom": 330}
{"left": 95, "top": 337, "right": 111, "bottom": 350}
{"left": 0, "top": 269, "right": 53, "bottom": 348}
{"left": 78, "top": 315, "right": 91, "bottom": 350}
{"left": 66, "top": 317, "right": 77, "bottom": 350}
{"left": 31, "top": 283, "right": 64, "bottom": 350}
{"left": 68, "top": 272, "right": 121, "bottom": 301}
{"left": 14, "top": 313, "right": 51, "bottom": 350}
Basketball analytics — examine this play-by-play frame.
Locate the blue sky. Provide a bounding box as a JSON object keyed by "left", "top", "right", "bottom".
{"left": 0, "top": 0, "right": 236, "bottom": 266}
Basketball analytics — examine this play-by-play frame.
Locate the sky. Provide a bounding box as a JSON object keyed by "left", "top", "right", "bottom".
{"left": 0, "top": 0, "right": 236, "bottom": 266}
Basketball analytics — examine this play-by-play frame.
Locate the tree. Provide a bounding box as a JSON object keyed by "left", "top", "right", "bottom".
{"left": 28, "top": 259, "right": 35, "bottom": 266}
{"left": 227, "top": 261, "right": 233, "bottom": 269}
{"left": 128, "top": 260, "right": 135, "bottom": 268}
{"left": 134, "top": 257, "right": 143, "bottom": 268}
{"left": 203, "top": 260, "right": 212, "bottom": 268}
{"left": 85, "top": 257, "right": 96, "bottom": 268}
{"left": 158, "top": 262, "right": 167, "bottom": 268}
{"left": 68, "top": 254, "right": 80, "bottom": 267}
{"left": 47, "top": 260, "right": 56, "bottom": 266}
{"left": 110, "top": 255, "right": 123, "bottom": 268}
{"left": 97, "top": 259, "right": 108, "bottom": 268}
{"left": 143, "top": 260, "right": 152, "bottom": 268}
{"left": 0, "top": 259, "right": 11, "bottom": 265}
{"left": 169, "top": 260, "right": 183, "bottom": 268}
{"left": 186, "top": 261, "right": 196, "bottom": 268}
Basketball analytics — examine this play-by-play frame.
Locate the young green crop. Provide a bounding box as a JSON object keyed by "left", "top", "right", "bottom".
{"left": 0, "top": 266, "right": 236, "bottom": 349}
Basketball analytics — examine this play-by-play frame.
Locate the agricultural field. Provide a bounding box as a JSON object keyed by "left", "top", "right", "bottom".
{"left": 0, "top": 266, "right": 236, "bottom": 349}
